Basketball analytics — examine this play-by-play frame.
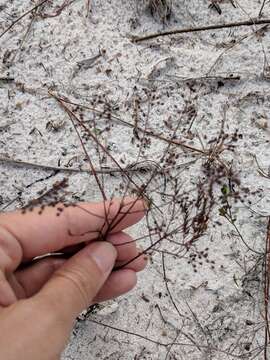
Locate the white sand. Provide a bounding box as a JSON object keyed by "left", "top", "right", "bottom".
{"left": 0, "top": 0, "right": 270, "bottom": 359}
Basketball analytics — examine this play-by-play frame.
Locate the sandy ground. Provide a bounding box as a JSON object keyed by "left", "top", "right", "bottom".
{"left": 1, "top": 0, "right": 270, "bottom": 359}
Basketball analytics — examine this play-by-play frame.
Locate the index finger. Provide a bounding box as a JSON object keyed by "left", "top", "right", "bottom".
{"left": 0, "top": 197, "right": 147, "bottom": 261}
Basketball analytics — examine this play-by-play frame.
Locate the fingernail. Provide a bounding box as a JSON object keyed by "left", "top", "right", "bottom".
{"left": 90, "top": 242, "right": 117, "bottom": 274}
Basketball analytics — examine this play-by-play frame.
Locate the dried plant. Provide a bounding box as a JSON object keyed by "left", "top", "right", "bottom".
{"left": 148, "top": 0, "right": 173, "bottom": 23}
{"left": 1, "top": 1, "right": 269, "bottom": 358}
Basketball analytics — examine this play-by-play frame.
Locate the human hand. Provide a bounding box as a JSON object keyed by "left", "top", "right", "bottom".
{"left": 0, "top": 197, "right": 147, "bottom": 360}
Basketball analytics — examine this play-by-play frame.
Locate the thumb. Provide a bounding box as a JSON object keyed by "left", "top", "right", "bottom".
{"left": 0, "top": 242, "right": 117, "bottom": 360}
{"left": 36, "top": 241, "right": 117, "bottom": 321}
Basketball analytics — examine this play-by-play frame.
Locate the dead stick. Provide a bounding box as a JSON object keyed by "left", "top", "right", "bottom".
{"left": 0, "top": 156, "right": 176, "bottom": 175}
{"left": 264, "top": 218, "right": 270, "bottom": 360}
{"left": 132, "top": 18, "right": 270, "bottom": 43}
{"left": 0, "top": 156, "right": 88, "bottom": 173}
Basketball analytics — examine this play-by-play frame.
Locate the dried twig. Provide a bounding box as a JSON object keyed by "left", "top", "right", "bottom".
{"left": 0, "top": 155, "right": 172, "bottom": 175}
{"left": 259, "top": 0, "right": 268, "bottom": 17}
{"left": 264, "top": 218, "right": 270, "bottom": 360}
{"left": 0, "top": 77, "right": 14, "bottom": 83}
{"left": 132, "top": 18, "right": 270, "bottom": 43}
{"left": 0, "top": 156, "right": 90, "bottom": 174}
{"left": 0, "top": 0, "right": 50, "bottom": 40}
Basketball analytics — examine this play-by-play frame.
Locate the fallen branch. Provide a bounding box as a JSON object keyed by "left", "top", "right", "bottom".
{"left": 132, "top": 18, "right": 270, "bottom": 43}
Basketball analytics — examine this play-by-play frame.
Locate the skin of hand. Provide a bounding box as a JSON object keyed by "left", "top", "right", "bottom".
{"left": 0, "top": 197, "right": 148, "bottom": 360}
